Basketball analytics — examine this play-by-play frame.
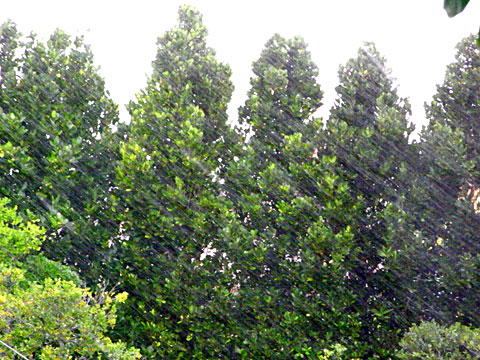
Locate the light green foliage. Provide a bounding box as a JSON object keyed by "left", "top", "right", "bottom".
{"left": 0, "top": 197, "right": 44, "bottom": 263}
{"left": 0, "top": 198, "right": 140, "bottom": 359}
{"left": 398, "top": 321, "right": 480, "bottom": 359}
{"left": 22, "top": 254, "right": 82, "bottom": 285}
{"left": 0, "top": 279, "right": 140, "bottom": 360}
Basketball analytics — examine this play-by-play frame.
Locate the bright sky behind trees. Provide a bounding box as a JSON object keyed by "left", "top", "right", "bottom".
{"left": 2, "top": 0, "right": 479, "bottom": 129}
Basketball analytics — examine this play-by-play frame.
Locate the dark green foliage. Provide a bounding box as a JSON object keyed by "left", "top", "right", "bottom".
{"left": 400, "top": 34, "right": 480, "bottom": 326}
{"left": 231, "top": 34, "right": 325, "bottom": 231}
{"left": 326, "top": 42, "right": 416, "bottom": 357}
{"left": 238, "top": 34, "right": 322, "bottom": 163}
{"left": 444, "top": 0, "right": 471, "bottom": 17}
{"left": 425, "top": 35, "right": 479, "bottom": 180}
{"left": 150, "top": 5, "right": 237, "bottom": 172}
{"left": 0, "top": 21, "right": 120, "bottom": 281}
{"left": 374, "top": 38, "right": 480, "bottom": 360}
{"left": 224, "top": 137, "right": 365, "bottom": 358}
{"left": 222, "top": 34, "right": 367, "bottom": 358}
{"left": 1, "top": 6, "right": 480, "bottom": 359}
{"left": 327, "top": 43, "right": 413, "bottom": 223}
{"left": 110, "top": 6, "right": 241, "bottom": 357}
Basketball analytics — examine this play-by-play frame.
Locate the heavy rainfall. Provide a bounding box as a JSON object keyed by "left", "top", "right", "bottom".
{"left": 0, "top": 2, "right": 479, "bottom": 359}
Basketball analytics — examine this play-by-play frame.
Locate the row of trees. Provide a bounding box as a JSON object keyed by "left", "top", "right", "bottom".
{"left": 0, "top": 6, "right": 479, "bottom": 359}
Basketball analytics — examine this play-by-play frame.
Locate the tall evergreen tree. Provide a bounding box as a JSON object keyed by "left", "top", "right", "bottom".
{"left": 405, "top": 34, "right": 480, "bottom": 326}
{"left": 111, "top": 6, "right": 240, "bottom": 357}
{"left": 238, "top": 34, "right": 322, "bottom": 160}
{"left": 0, "top": 21, "right": 120, "bottom": 281}
{"left": 326, "top": 43, "right": 416, "bottom": 356}
{"left": 222, "top": 35, "right": 366, "bottom": 358}
{"left": 230, "top": 34, "right": 324, "bottom": 230}
{"left": 328, "top": 43, "right": 413, "bottom": 203}
{"left": 151, "top": 5, "right": 236, "bottom": 172}
{"left": 424, "top": 34, "right": 479, "bottom": 193}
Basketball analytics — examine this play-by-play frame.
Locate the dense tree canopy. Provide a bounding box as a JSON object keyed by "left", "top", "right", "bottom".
{"left": 413, "top": 34, "right": 480, "bottom": 326}
{"left": 110, "top": 6, "right": 241, "bottom": 357}
{"left": 223, "top": 33, "right": 367, "bottom": 358}
{"left": 0, "top": 21, "right": 120, "bottom": 282}
{"left": 0, "top": 6, "right": 478, "bottom": 359}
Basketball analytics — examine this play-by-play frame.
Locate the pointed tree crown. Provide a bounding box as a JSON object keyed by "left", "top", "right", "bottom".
{"left": 330, "top": 42, "right": 410, "bottom": 129}
{"left": 145, "top": 5, "right": 233, "bottom": 146}
{"left": 425, "top": 34, "right": 480, "bottom": 175}
{"left": 239, "top": 34, "right": 323, "bottom": 144}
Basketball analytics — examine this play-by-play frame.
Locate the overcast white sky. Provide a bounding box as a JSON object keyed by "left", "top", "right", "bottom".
{"left": 2, "top": 0, "right": 479, "bottom": 131}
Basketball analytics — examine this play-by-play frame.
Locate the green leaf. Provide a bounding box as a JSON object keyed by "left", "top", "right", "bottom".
{"left": 444, "top": 0, "right": 470, "bottom": 17}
